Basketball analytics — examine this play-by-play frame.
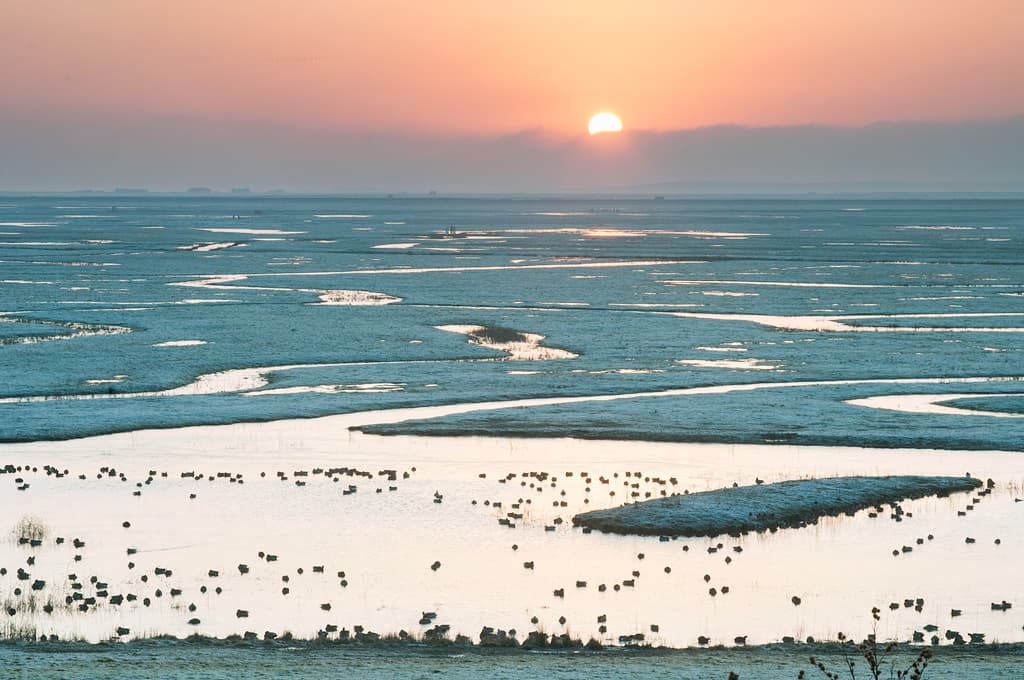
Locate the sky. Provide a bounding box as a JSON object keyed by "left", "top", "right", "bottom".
{"left": 2, "top": 1, "right": 1023, "bottom": 192}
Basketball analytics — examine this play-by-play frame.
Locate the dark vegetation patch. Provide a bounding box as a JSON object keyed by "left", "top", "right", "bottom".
{"left": 468, "top": 326, "right": 529, "bottom": 345}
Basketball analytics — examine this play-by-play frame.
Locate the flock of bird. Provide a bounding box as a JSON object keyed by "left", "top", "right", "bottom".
{"left": 1, "top": 461, "right": 1018, "bottom": 648}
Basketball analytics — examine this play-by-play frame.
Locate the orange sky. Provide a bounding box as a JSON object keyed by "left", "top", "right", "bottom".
{"left": 2, "top": 0, "right": 1023, "bottom": 135}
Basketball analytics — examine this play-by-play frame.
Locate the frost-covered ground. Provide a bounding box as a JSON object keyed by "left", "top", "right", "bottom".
{"left": 572, "top": 476, "right": 982, "bottom": 536}
{"left": 1, "top": 196, "right": 1023, "bottom": 664}
{"left": 1, "top": 195, "right": 1022, "bottom": 447}
{"left": 2, "top": 641, "right": 1024, "bottom": 679}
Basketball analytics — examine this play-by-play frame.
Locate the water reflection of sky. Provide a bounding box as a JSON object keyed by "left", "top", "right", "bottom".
{"left": 2, "top": 412, "right": 1021, "bottom": 646}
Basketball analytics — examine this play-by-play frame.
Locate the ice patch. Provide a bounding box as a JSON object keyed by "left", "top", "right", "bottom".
{"left": 847, "top": 393, "right": 1024, "bottom": 418}
{"left": 662, "top": 279, "right": 892, "bottom": 289}
{"left": 493, "top": 228, "right": 766, "bottom": 238}
{"left": 245, "top": 383, "right": 405, "bottom": 396}
{"left": 0, "top": 316, "right": 131, "bottom": 346}
{"left": 177, "top": 242, "right": 246, "bottom": 252}
{"left": 314, "top": 214, "right": 372, "bottom": 218}
{"left": 896, "top": 225, "right": 976, "bottom": 231}
{"left": 435, "top": 325, "right": 578, "bottom": 361}
{"left": 701, "top": 291, "right": 759, "bottom": 297}
{"left": 372, "top": 243, "right": 419, "bottom": 249}
{"left": 171, "top": 275, "right": 401, "bottom": 306}
{"left": 580, "top": 228, "right": 645, "bottom": 237}
{"left": 588, "top": 368, "right": 666, "bottom": 375}
{"left": 85, "top": 376, "right": 127, "bottom": 385}
{"left": 153, "top": 340, "right": 208, "bottom": 347}
{"left": 669, "top": 311, "right": 1024, "bottom": 333}
{"left": 195, "top": 228, "right": 305, "bottom": 235}
{"left": 171, "top": 261, "right": 685, "bottom": 284}
{"left": 315, "top": 290, "right": 402, "bottom": 306}
{"left": 609, "top": 303, "right": 703, "bottom": 308}
{"left": 677, "top": 358, "right": 780, "bottom": 371}
{"left": 0, "top": 241, "right": 75, "bottom": 246}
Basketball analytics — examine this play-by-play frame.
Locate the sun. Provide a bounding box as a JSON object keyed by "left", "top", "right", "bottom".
{"left": 588, "top": 112, "right": 623, "bottom": 135}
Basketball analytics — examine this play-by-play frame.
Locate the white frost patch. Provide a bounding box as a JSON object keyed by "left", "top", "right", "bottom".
{"left": 4, "top": 363, "right": 1024, "bottom": 415}
{"left": 315, "top": 290, "right": 402, "bottom": 305}
{"left": 609, "top": 303, "right": 703, "bottom": 309}
{"left": 153, "top": 340, "right": 208, "bottom": 347}
{"left": 904, "top": 296, "right": 982, "bottom": 301}
{"left": 895, "top": 225, "right": 975, "bottom": 231}
{"left": 177, "top": 242, "right": 246, "bottom": 252}
{"left": 344, "top": 260, "right": 690, "bottom": 275}
{"left": 0, "top": 316, "right": 131, "bottom": 346}
{"left": 372, "top": 243, "right": 419, "bottom": 249}
{"left": 195, "top": 228, "right": 305, "bottom": 235}
{"left": 677, "top": 358, "right": 780, "bottom": 371}
{"left": 435, "top": 325, "right": 578, "bottom": 361}
{"left": 847, "top": 393, "right": 1024, "bottom": 418}
{"left": 0, "top": 241, "right": 75, "bottom": 246}
{"left": 85, "top": 375, "right": 127, "bottom": 385}
{"left": 588, "top": 368, "right": 666, "bottom": 375}
{"left": 171, "top": 275, "right": 401, "bottom": 306}
{"left": 170, "top": 261, "right": 685, "bottom": 286}
{"left": 662, "top": 279, "right": 892, "bottom": 289}
{"left": 245, "top": 383, "right": 405, "bottom": 396}
{"left": 493, "top": 228, "right": 766, "bottom": 238}
{"left": 702, "top": 291, "right": 759, "bottom": 297}
{"left": 669, "top": 311, "right": 1024, "bottom": 333}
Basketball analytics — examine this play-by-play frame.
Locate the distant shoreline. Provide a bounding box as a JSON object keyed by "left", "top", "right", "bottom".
{"left": 2, "top": 191, "right": 1024, "bottom": 200}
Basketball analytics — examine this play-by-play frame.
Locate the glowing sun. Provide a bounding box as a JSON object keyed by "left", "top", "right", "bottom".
{"left": 588, "top": 112, "right": 623, "bottom": 135}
